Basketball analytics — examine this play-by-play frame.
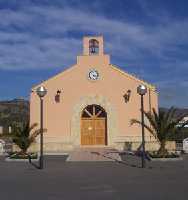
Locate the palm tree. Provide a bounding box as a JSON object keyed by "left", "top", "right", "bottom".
{"left": 131, "top": 107, "right": 188, "bottom": 157}
{"left": 1, "top": 122, "right": 45, "bottom": 155}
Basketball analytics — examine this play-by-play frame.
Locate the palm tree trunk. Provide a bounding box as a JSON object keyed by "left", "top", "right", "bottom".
{"left": 20, "top": 149, "right": 27, "bottom": 155}
{"left": 158, "top": 140, "right": 167, "bottom": 157}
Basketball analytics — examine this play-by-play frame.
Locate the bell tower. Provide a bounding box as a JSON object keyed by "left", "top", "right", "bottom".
{"left": 77, "top": 36, "right": 110, "bottom": 66}
{"left": 83, "top": 36, "right": 104, "bottom": 56}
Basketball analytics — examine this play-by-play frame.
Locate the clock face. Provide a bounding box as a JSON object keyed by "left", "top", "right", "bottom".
{"left": 88, "top": 69, "right": 99, "bottom": 80}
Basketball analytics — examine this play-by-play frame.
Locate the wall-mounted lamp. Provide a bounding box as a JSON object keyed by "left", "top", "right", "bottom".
{"left": 55, "top": 90, "right": 61, "bottom": 103}
{"left": 123, "top": 90, "right": 131, "bottom": 103}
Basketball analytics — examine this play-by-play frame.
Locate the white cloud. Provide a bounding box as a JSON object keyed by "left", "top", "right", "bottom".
{"left": 0, "top": 5, "right": 188, "bottom": 71}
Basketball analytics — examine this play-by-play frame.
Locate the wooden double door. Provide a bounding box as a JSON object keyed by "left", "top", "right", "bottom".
{"left": 81, "top": 105, "right": 107, "bottom": 145}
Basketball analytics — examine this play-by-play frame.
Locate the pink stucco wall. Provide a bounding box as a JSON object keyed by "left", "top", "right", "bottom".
{"left": 30, "top": 36, "right": 158, "bottom": 148}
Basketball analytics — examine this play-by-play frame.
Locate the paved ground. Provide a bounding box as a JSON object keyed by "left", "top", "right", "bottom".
{"left": 67, "top": 147, "right": 122, "bottom": 161}
{"left": 0, "top": 154, "right": 188, "bottom": 200}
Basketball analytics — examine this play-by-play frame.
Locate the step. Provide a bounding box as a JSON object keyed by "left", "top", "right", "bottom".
{"left": 66, "top": 147, "right": 122, "bottom": 162}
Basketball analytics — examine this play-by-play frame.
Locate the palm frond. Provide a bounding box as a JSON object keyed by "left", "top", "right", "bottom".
{"left": 29, "top": 128, "right": 47, "bottom": 143}
{"left": 144, "top": 110, "right": 158, "bottom": 133}
{"left": 5, "top": 121, "right": 41, "bottom": 154}
{"left": 131, "top": 107, "right": 185, "bottom": 156}
{"left": 28, "top": 123, "right": 38, "bottom": 133}
{"left": 130, "top": 119, "right": 158, "bottom": 140}
{"left": 164, "top": 107, "right": 176, "bottom": 124}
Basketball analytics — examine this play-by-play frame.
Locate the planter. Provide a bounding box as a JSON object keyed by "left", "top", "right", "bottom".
{"left": 5, "top": 157, "right": 39, "bottom": 162}
{"left": 151, "top": 157, "right": 183, "bottom": 161}
{"left": 149, "top": 151, "right": 183, "bottom": 161}
{"left": 5, "top": 152, "right": 39, "bottom": 162}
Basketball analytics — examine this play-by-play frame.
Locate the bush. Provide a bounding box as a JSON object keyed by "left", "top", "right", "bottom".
{"left": 149, "top": 151, "right": 180, "bottom": 158}
{"left": 8, "top": 152, "right": 38, "bottom": 159}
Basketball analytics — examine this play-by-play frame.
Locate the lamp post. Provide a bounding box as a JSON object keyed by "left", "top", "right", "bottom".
{"left": 137, "top": 84, "right": 147, "bottom": 168}
{"left": 36, "top": 86, "right": 47, "bottom": 169}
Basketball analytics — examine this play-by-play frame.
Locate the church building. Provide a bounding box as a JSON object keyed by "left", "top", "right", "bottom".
{"left": 30, "top": 36, "right": 158, "bottom": 153}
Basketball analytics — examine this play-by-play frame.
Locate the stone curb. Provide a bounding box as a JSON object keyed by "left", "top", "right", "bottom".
{"left": 5, "top": 157, "right": 39, "bottom": 162}
{"left": 151, "top": 157, "right": 183, "bottom": 161}
{"left": 44, "top": 153, "right": 69, "bottom": 156}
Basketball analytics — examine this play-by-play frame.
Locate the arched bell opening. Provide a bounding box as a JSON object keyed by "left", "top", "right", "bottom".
{"left": 89, "top": 39, "right": 99, "bottom": 55}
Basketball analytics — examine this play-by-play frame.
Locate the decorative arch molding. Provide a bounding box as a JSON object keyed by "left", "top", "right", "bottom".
{"left": 70, "top": 95, "right": 118, "bottom": 146}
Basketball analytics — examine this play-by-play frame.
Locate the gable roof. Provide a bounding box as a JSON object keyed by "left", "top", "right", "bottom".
{"left": 32, "top": 63, "right": 157, "bottom": 93}
{"left": 31, "top": 64, "right": 77, "bottom": 90}
{"left": 110, "top": 64, "right": 156, "bottom": 92}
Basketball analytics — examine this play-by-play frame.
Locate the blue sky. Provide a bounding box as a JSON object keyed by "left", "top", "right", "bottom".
{"left": 0, "top": 0, "right": 188, "bottom": 108}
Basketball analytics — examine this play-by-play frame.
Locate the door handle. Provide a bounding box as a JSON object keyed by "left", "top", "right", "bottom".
{"left": 88, "top": 126, "right": 93, "bottom": 131}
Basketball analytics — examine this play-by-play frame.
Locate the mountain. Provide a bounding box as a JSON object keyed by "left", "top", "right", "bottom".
{"left": 159, "top": 107, "right": 188, "bottom": 117}
{"left": 0, "top": 99, "right": 187, "bottom": 128}
{"left": 0, "top": 99, "right": 29, "bottom": 128}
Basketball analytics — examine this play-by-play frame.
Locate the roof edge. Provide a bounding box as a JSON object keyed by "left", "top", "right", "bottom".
{"left": 31, "top": 64, "right": 77, "bottom": 90}
{"left": 110, "top": 64, "right": 157, "bottom": 92}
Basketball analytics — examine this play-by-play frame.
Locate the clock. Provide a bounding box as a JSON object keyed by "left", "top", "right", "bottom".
{"left": 88, "top": 69, "right": 99, "bottom": 80}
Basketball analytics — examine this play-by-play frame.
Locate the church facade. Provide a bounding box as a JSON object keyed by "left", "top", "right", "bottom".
{"left": 30, "top": 36, "right": 158, "bottom": 153}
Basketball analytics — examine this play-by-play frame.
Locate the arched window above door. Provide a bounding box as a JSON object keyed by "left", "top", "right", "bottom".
{"left": 82, "top": 104, "right": 107, "bottom": 118}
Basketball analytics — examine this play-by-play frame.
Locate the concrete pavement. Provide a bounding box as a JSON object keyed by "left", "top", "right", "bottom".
{"left": 0, "top": 155, "right": 187, "bottom": 200}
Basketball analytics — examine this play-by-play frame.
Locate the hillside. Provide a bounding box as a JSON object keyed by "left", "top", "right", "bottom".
{"left": 159, "top": 107, "right": 188, "bottom": 117}
{"left": 0, "top": 99, "right": 29, "bottom": 127}
{"left": 0, "top": 99, "right": 187, "bottom": 127}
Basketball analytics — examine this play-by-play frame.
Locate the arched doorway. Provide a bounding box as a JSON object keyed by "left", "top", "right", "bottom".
{"left": 81, "top": 104, "right": 107, "bottom": 145}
